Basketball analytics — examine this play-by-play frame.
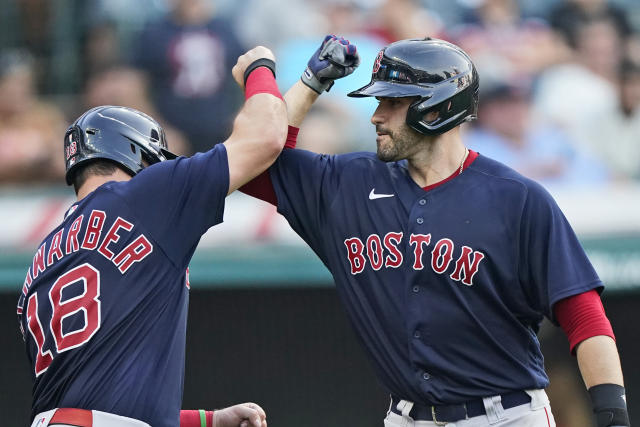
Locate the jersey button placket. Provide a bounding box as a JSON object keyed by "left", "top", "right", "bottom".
{"left": 408, "top": 197, "right": 430, "bottom": 384}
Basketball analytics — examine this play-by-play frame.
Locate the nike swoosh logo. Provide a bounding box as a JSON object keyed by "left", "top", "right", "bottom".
{"left": 369, "top": 189, "right": 395, "bottom": 200}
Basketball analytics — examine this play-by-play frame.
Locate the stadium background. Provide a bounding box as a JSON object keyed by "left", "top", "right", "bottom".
{"left": 1, "top": 0, "right": 640, "bottom": 426}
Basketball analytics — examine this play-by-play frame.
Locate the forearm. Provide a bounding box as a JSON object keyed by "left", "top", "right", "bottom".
{"left": 224, "top": 87, "right": 287, "bottom": 194}
{"left": 233, "top": 92, "right": 288, "bottom": 152}
{"left": 576, "top": 335, "right": 624, "bottom": 388}
{"left": 284, "top": 80, "right": 320, "bottom": 126}
{"left": 576, "top": 335, "right": 629, "bottom": 426}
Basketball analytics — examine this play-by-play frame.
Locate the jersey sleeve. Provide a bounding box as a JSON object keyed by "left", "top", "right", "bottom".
{"left": 113, "top": 144, "right": 229, "bottom": 267}
{"left": 269, "top": 149, "right": 357, "bottom": 259}
{"left": 517, "top": 181, "right": 603, "bottom": 322}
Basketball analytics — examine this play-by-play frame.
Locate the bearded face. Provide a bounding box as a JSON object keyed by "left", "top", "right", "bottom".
{"left": 375, "top": 121, "right": 424, "bottom": 162}
{"left": 372, "top": 97, "right": 435, "bottom": 162}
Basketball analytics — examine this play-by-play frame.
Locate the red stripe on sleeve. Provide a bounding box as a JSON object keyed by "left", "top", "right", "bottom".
{"left": 206, "top": 410, "right": 214, "bottom": 427}
{"left": 554, "top": 289, "right": 615, "bottom": 354}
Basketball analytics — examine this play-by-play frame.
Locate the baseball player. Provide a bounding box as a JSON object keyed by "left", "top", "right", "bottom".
{"left": 242, "top": 36, "right": 630, "bottom": 426}
{"left": 17, "top": 46, "right": 287, "bottom": 427}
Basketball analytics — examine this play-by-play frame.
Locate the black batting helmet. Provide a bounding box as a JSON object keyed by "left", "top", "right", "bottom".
{"left": 348, "top": 38, "right": 479, "bottom": 136}
{"left": 64, "top": 106, "right": 177, "bottom": 185}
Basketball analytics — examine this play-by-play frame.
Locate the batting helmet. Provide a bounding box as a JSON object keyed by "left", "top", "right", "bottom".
{"left": 64, "top": 106, "right": 176, "bottom": 185}
{"left": 348, "top": 37, "right": 479, "bottom": 136}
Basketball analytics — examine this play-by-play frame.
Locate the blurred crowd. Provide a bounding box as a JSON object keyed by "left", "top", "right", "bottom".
{"left": 1, "top": 0, "right": 640, "bottom": 188}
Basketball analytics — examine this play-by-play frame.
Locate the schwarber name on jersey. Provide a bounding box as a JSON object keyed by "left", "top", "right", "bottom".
{"left": 269, "top": 149, "right": 603, "bottom": 405}
{"left": 17, "top": 145, "right": 229, "bottom": 427}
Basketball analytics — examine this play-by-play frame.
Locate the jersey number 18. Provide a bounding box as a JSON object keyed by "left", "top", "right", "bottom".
{"left": 25, "top": 263, "right": 102, "bottom": 376}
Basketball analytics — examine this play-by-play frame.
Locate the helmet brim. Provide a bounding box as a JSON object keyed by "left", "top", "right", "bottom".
{"left": 347, "top": 81, "right": 432, "bottom": 98}
{"left": 160, "top": 148, "right": 178, "bottom": 160}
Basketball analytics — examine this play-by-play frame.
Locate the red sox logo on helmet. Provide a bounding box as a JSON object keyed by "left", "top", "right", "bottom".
{"left": 66, "top": 133, "right": 77, "bottom": 160}
{"left": 373, "top": 50, "right": 384, "bottom": 74}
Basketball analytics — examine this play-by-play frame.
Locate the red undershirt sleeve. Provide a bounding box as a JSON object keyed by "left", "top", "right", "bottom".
{"left": 554, "top": 289, "right": 615, "bottom": 354}
{"left": 239, "top": 126, "right": 299, "bottom": 206}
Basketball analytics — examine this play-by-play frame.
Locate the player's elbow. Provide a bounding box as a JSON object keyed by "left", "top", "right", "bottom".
{"left": 262, "top": 103, "right": 288, "bottom": 160}
{"left": 241, "top": 95, "right": 288, "bottom": 160}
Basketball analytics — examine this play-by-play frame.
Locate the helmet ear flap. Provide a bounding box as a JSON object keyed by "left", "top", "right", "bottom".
{"left": 407, "top": 96, "right": 470, "bottom": 136}
{"left": 64, "top": 125, "right": 85, "bottom": 184}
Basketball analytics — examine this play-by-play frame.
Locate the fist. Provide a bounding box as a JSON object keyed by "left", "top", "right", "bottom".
{"left": 302, "top": 34, "right": 360, "bottom": 93}
{"left": 232, "top": 46, "right": 276, "bottom": 90}
{"left": 214, "top": 402, "right": 267, "bottom": 427}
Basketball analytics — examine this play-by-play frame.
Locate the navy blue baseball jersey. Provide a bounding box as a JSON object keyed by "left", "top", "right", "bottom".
{"left": 17, "top": 145, "right": 229, "bottom": 427}
{"left": 269, "top": 149, "right": 603, "bottom": 404}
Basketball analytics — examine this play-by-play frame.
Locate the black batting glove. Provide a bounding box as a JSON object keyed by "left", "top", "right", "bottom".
{"left": 589, "top": 384, "right": 630, "bottom": 427}
{"left": 301, "top": 34, "right": 360, "bottom": 94}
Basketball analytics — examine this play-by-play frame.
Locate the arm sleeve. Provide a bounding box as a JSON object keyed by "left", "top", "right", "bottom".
{"left": 114, "top": 144, "right": 229, "bottom": 267}
{"left": 554, "top": 289, "right": 615, "bottom": 354}
{"left": 517, "top": 181, "right": 603, "bottom": 321}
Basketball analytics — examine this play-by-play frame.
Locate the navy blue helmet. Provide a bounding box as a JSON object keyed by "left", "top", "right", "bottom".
{"left": 348, "top": 38, "right": 479, "bottom": 136}
{"left": 64, "top": 106, "right": 176, "bottom": 185}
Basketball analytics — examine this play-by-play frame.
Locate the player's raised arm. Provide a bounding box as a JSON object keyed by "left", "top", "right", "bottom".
{"left": 285, "top": 35, "right": 359, "bottom": 127}
{"left": 224, "top": 46, "right": 288, "bottom": 195}
{"left": 239, "top": 35, "right": 359, "bottom": 204}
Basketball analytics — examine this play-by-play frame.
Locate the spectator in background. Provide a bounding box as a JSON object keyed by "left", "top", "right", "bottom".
{"left": 132, "top": 0, "right": 244, "bottom": 154}
{"left": 364, "top": 0, "right": 442, "bottom": 43}
{"left": 449, "top": 0, "right": 565, "bottom": 88}
{"left": 464, "top": 81, "right": 610, "bottom": 187}
{"left": 0, "top": 50, "right": 66, "bottom": 184}
{"left": 0, "top": 0, "right": 84, "bottom": 94}
{"left": 83, "top": 66, "right": 190, "bottom": 156}
{"left": 235, "top": 0, "right": 322, "bottom": 49}
{"left": 548, "top": 0, "right": 637, "bottom": 60}
{"left": 82, "top": 20, "right": 122, "bottom": 80}
{"left": 532, "top": 14, "right": 623, "bottom": 147}
{"left": 580, "top": 59, "right": 640, "bottom": 181}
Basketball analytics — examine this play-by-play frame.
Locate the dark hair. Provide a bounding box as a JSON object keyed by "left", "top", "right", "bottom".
{"left": 71, "top": 160, "right": 121, "bottom": 194}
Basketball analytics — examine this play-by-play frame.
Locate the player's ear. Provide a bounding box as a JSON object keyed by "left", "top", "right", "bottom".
{"left": 424, "top": 110, "right": 440, "bottom": 122}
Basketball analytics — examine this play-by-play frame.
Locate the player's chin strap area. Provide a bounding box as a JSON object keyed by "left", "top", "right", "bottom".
{"left": 32, "top": 408, "right": 151, "bottom": 427}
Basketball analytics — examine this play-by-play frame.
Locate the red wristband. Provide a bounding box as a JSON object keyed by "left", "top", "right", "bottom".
{"left": 180, "top": 409, "right": 215, "bottom": 427}
{"left": 285, "top": 125, "right": 299, "bottom": 149}
{"left": 245, "top": 67, "right": 283, "bottom": 100}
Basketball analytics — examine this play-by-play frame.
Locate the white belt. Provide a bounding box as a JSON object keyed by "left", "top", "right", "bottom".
{"left": 32, "top": 408, "right": 150, "bottom": 427}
